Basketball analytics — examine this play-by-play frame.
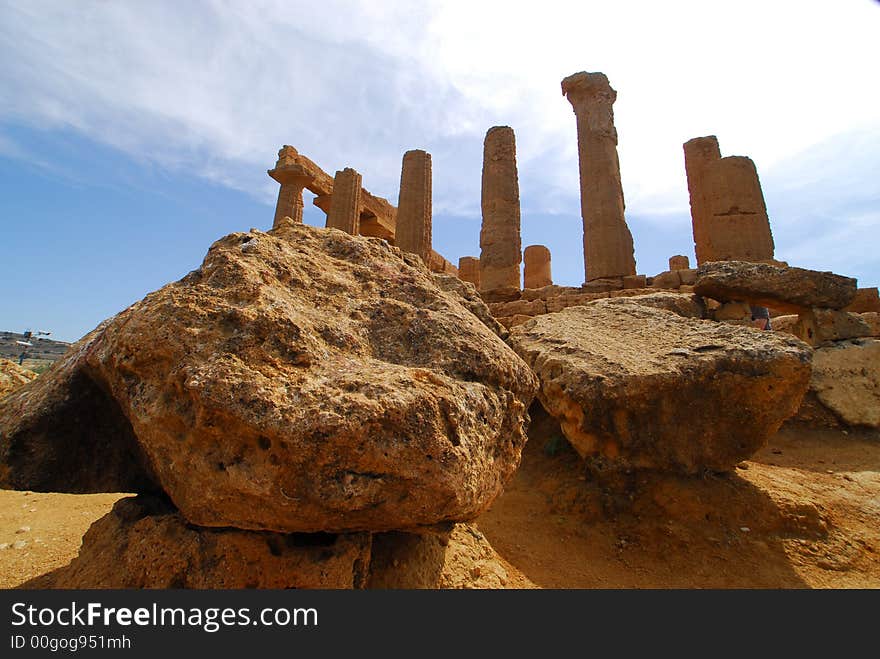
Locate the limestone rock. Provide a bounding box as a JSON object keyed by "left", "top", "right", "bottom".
{"left": 791, "top": 309, "right": 874, "bottom": 346}
{"left": 0, "top": 325, "right": 159, "bottom": 494}
{"left": 24, "top": 496, "right": 371, "bottom": 589}
{"left": 713, "top": 301, "right": 752, "bottom": 321}
{"left": 594, "top": 291, "right": 705, "bottom": 319}
{"left": 843, "top": 287, "right": 880, "bottom": 313}
{"left": 1, "top": 224, "right": 537, "bottom": 533}
{"left": 651, "top": 270, "right": 682, "bottom": 289}
{"left": 508, "top": 300, "right": 812, "bottom": 474}
{"left": 694, "top": 261, "right": 857, "bottom": 313}
{"left": 369, "top": 524, "right": 524, "bottom": 589}
{"left": 0, "top": 359, "right": 37, "bottom": 400}
{"left": 808, "top": 339, "right": 880, "bottom": 428}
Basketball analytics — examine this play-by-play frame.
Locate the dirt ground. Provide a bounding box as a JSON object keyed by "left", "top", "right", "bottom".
{"left": 2, "top": 414, "right": 878, "bottom": 589}
{"left": 479, "top": 409, "right": 880, "bottom": 588}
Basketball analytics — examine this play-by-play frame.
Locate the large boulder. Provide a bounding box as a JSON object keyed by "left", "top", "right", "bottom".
{"left": 508, "top": 299, "right": 812, "bottom": 474}
{"left": 808, "top": 339, "right": 880, "bottom": 428}
{"left": 1, "top": 223, "right": 537, "bottom": 533}
{"left": 694, "top": 261, "right": 857, "bottom": 313}
{"left": 23, "top": 496, "right": 371, "bottom": 589}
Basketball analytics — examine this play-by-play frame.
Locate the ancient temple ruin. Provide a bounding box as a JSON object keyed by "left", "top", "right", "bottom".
{"left": 267, "top": 145, "right": 456, "bottom": 273}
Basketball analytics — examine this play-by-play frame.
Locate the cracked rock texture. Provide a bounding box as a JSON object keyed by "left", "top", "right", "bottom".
{"left": 1, "top": 223, "right": 537, "bottom": 533}
{"left": 508, "top": 299, "right": 812, "bottom": 474}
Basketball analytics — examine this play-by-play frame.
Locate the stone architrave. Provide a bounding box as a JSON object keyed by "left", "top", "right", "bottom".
{"left": 561, "top": 72, "right": 636, "bottom": 282}
{"left": 480, "top": 127, "right": 522, "bottom": 292}
{"left": 669, "top": 255, "right": 690, "bottom": 271}
{"left": 523, "top": 245, "right": 552, "bottom": 289}
{"left": 326, "top": 168, "right": 362, "bottom": 235}
{"left": 396, "top": 150, "right": 432, "bottom": 261}
{"left": 458, "top": 257, "right": 481, "bottom": 289}
{"left": 684, "top": 136, "right": 775, "bottom": 264}
{"left": 268, "top": 145, "right": 314, "bottom": 228}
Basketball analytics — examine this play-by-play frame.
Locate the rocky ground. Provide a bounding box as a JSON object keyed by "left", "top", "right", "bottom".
{"left": 3, "top": 415, "right": 877, "bottom": 589}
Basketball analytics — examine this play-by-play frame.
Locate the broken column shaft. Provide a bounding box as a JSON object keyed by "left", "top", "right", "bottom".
{"left": 326, "top": 168, "right": 362, "bottom": 235}
{"left": 523, "top": 245, "right": 552, "bottom": 289}
{"left": 684, "top": 136, "right": 775, "bottom": 264}
{"left": 396, "top": 150, "right": 432, "bottom": 261}
{"left": 480, "top": 126, "right": 522, "bottom": 292}
{"left": 458, "top": 257, "right": 481, "bottom": 289}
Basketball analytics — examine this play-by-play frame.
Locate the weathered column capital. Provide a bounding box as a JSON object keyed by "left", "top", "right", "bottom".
{"left": 267, "top": 162, "right": 313, "bottom": 188}
{"left": 562, "top": 71, "right": 617, "bottom": 131}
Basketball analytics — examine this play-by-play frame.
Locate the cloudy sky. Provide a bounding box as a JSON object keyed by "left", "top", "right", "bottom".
{"left": 1, "top": 0, "right": 878, "bottom": 342}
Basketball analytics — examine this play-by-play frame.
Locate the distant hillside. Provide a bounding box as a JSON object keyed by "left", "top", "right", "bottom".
{"left": 0, "top": 331, "right": 71, "bottom": 363}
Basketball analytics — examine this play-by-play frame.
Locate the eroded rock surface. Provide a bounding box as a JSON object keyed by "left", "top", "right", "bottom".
{"left": 24, "top": 496, "right": 370, "bottom": 589}
{"left": 694, "top": 261, "right": 857, "bottom": 313}
{"left": 808, "top": 339, "right": 880, "bottom": 428}
{"left": 1, "top": 224, "right": 537, "bottom": 533}
{"left": 508, "top": 299, "right": 812, "bottom": 473}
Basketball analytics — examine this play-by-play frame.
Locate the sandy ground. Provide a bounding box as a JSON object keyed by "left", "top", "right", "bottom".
{"left": 2, "top": 419, "right": 878, "bottom": 589}
{"left": 479, "top": 414, "right": 880, "bottom": 588}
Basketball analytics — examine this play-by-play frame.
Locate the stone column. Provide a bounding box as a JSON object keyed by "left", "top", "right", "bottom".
{"left": 561, "top": 72, "right": 636, "bottom": 282}
{"left": 702, "top": 156, "right": 775, "bottom": 263}
{"left": 268, "top": 146, "right": 314, "bottom": 228}
{"left": 480, "top": 126, "right": 522, "bottom": 292}
{"left": 457, "top": 257, "right": 481, "bottom": 289}
{"left": 683, "top": 136, "right": 722, "bottom": 265}
{"left": 523, "top": 245, "right": 552, "bottom": 289}
{"left": 326, "top": 167, "right": 362, "bottom": 235}
{"left": 669, "top": 255, "right": 690, "bottom": 271}
{"left": 396, "top": 150, "right": 432, "bottom": 261}
{"left": 684, "top": 137, "right": 775, "bottom": 264}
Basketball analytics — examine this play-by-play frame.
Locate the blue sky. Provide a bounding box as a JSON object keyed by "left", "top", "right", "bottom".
{"left": 1, "top": 0, "right": 878, "bottom": 342}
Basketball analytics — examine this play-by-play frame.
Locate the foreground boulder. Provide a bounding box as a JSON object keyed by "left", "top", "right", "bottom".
{"left": 807, "top": 339, "right": 880, "bottom": 428}
{"left": 23, "top": 496, "right": 371, "bottom": 589}
{"left": 694, "top": 261, "right": 857, "bottom": 313}
{"left": 1, "top": 223, "right": 537, "bottom": 532}
{"left": 508, "top": 299, "right": 812, "bottom": 474}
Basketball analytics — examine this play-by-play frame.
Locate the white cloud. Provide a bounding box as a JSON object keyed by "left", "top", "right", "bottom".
{"left": 1, "top": 0, "right": 878, "bottom": 283}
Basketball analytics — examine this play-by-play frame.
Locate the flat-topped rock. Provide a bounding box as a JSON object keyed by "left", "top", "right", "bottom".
{"left": 1, "top": 224, "right": 537, "bottom": 533}
{"left": 694, "top": 261, "right": 857, "bottom": 313}
{"left": 508, "top": 299, "right": 812, "bottom": 474}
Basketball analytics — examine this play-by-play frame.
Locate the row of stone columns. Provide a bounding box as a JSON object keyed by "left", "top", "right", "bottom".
{"left": 268, "top": 70, "right": 777, "bottom": 293}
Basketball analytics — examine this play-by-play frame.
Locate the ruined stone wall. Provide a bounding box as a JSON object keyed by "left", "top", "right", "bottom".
{"left": 480, "top": 127, "right": 522, "bottom": 292}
